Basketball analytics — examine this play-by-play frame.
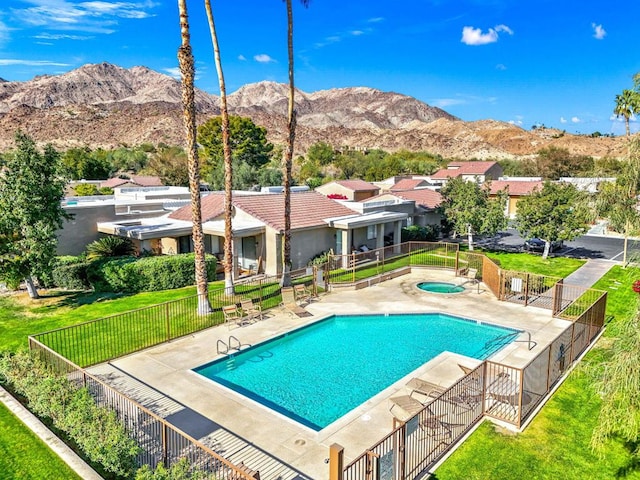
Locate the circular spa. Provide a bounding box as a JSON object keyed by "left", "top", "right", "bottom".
{"left": 416, "top": 281, "right": 465, "bottom": 294}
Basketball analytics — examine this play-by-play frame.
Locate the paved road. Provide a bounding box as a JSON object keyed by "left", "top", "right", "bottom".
{"left": 474, "top": 228, "right": 640, "bottom": 262}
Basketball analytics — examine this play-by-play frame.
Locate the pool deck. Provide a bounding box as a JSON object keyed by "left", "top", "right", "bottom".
{"left": 89, "top": 269, "right": 572, "bottom": 480}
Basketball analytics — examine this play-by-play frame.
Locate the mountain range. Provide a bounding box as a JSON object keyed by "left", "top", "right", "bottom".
{"left": 0, "top": 62, "right": 627, "bottom": 159}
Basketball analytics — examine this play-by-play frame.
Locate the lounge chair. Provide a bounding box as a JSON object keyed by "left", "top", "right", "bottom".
{"left": 222, "top": 304, "right": 251, "bottom": 329}
{"left": 240, "top": 298, "right": 263, "bottom": 321}
{"left": 459, "top": 267, "right": 480, "bottom": 292}
{"left": 408, "top": 377, "right": 482, "bottom": 414}
{"left": 293, "top": 284, "right": 313, "bottom": 304}
{"left": 281, "top": 287, "right": 312, "bottom": 318}
{"left": 389, "top": 395, "right": 462, "bottom": 444}
{"left": 406, "top": 378, "right": 446, "bottom": 404}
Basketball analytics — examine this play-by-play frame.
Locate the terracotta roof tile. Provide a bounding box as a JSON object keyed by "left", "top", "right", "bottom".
{"left": 233, "top": 191, "right": 358, "bottom": 231}
{"left": 390, "top": 179, "right": 428, "bottom": 191}
{"left": 101, "top": 175, "right": 163, "bottom": 189}
{"left": 171, "top": 191, "right": 358, "bottom": 230}
{"left": 389, "top": 189, "right": 442, "bottom": 209}
{"left": 488, "top": 180, "right": 543, "bottom": 196}
{"left": 169, "top": 193, "right": 225, "bottom": 222}
{"left": 333, "top": 179, "right": 379, "bottom": 192}
{"left": 431, "top": 161, "right": 498, "bottom": 179}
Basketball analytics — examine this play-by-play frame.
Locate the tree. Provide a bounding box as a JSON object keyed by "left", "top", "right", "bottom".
{"left": 439, "top": 178, "right": 507, "bottom": 251}
{"left": 516, "top": 181, "right": 591, "bottom": 259}
{"left": 205, "top": 0, "right": 234, "bottom": 295}
{"left": 306, "top": 141, "right": 335, "bottom": 166}
{"left": 596, "top": 138, "right": 640, "bottom": 266}
{"left": 177, "top": 0, "right": 211, "bottom": 314}
{"left": 591, "top": 302, "right": 640, "bottom": 455}
{"left": 0, "top": 132, "right": 70, "bottom": 297}
{"left": 198, "top": 116, "right": 272, "bottom": 172}
{"left": 145, "top": 145, "right": 189, "bottom": 186}
{"left": 62, "top": 146, "right": 113, "bottom": 180}
{"left": 281, "top": 0, "right": 310, "bottom": 287}
{"left": 614, "top": 89, "right": 640, "bottom": 137}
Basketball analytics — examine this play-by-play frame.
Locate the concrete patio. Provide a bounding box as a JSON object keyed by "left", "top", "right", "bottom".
{"left": 89, "top": 268, "right": 572, "bottom": 480}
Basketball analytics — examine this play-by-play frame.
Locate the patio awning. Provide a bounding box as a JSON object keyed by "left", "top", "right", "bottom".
{"left": 324, "top": 211, "right": 408, "bottom": 229}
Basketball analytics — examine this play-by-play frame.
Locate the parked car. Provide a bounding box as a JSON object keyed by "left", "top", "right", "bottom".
{"left": 524, "top": 238, "right": 563, "bottom": 252}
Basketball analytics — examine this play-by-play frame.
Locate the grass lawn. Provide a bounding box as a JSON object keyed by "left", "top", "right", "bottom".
{"left": 484, "top": 251, "right": 586, "bottom": 278}
{"left": 433, "top": 265, "right": 640, "bottom": 479}
{"left": 0, "top": 402, "right": 82, "bottom": 480}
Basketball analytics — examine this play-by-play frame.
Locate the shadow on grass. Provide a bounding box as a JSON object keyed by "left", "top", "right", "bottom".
{"left": 616, "top": 440, "right": 640, "bottom": 478}
{"left": 32, "top": 290, "right": 129, "bottom": 312}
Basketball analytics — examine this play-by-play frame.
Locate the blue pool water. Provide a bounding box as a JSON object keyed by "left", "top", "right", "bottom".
{"left": 193, "top": 313, "right": 519, "bottom": 431}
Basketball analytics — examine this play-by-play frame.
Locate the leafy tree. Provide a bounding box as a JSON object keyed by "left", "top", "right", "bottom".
{"left": 73, "top": 183, "right": 101, "bottom": 196}
{"left": 62, "top": 146, "right": 113, "bottom": 180}
{"left": 0, "top": 132, "right": 70, "bottom": 297}
{"left": 596, "top": 138, "right": 640, "bottom": 265}
{"left": 306, "top": 141, "right": 335, "bottom": 166}
{"left": 534, "top": 147, "right": 593, "bottom": 180}
{"left": 198, "top": 116, "right": 273, "bottom": 177}
{"left": 177, "top": 0, "right": 211, "bottom": 315}
{"left": 145, "top": 145, "right": 189, "bottom": 186}
{"left": 258, "top": 166, "right": 283, "bottom": 187}
{"left": 439, "top": 177, "right": 507, "bottom": 251}
{"left": 516, "top": 181, "right": 591, "bottom": 259}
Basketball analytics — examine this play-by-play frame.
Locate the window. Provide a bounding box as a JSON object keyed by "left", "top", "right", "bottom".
{"left": 367, "top": 225, "right": 377, "bottom": 240}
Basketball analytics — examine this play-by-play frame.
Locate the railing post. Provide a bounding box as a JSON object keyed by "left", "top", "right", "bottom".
{"left": 162, "top": 421, "right": 169, "bottom": 467}
{"left": 329, "top": 443, "right": 344, "bottom": 480}
{"left": 524, "top": 273, "right": 530, "bottom": 307}
{"left": 454, "top": 249, "right": 459, "bottom": 273}
{"left": 165, "top": 302, "right": 171, "bottom": 342}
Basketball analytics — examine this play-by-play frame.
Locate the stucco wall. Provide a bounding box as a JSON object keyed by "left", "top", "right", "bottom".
{"left": 315, "top": 183, "right": 354, "bottom": 200}
{"left": 57, "top": 204, "right": 116, "bottom": 255}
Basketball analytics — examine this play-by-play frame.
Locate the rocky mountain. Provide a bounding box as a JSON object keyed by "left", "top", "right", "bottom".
{"left": 0, "top": 62, "right": 627, "bottom": 159}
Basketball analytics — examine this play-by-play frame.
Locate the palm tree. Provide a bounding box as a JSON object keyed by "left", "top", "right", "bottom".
{"left": 281, "top": 0, "right": 310, "bottom": 287}
{"left": 204, "top": 0, "right": 234, "bottom": 296}
{"left": 614, "top": 89, "right": 639, "bottom": 137}
{"left": 177, "top": 0, "right": 211, "bottom": 314}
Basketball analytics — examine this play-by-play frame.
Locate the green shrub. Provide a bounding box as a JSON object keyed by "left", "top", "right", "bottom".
{"left": 0, "top": 351, "right": 140, "bottom": 477}
{"left": 73, "top": 183, "right": 100, "bottom": 196}
{"left": 401, "top": 224, "right": 440, "bottom": 242}
{"left": 87, "top": 254, "right": 217, "bottom": 293}
{"left": 86, "top": 236, "right": 136, "bottom": 260}
{"left": 52, "top": 262, "right": 91, "bottom": 290}
{"left": 136, "top": 458, "right": 213, "bottom": 479}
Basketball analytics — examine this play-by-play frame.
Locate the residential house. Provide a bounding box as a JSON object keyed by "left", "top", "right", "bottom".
{"left": 97, "top": 191, "right": 408, "bottom": 277}
{"left": 101, "top": 175, "right": 163, "bottom": 189}
{"left": 430, "top": 161, "right": 503, "bottom": 187}
{"left": 487, "top": 180, "right": 543, "bottom": 218}
{"left": 316, "top": 179, "right": 380, "bottom": 201}
{"left": 389, "top": 178, "right": 431, "bottom": 191}
{"left": 361, "top": 188, "right": 443, "bottom": 229}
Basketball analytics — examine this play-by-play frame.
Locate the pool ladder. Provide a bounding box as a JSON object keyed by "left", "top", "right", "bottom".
{"left": 216, "top": 335, "right": 248, "bottom": 355}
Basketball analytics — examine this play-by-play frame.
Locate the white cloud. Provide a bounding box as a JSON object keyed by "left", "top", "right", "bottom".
{"left": 560, "top": 117, "right": 567, "bottom": 124}
{"left": 34, "top": 32, "right": 93, "bottom": 40}
{"left": 10, "top": 0, "right": 157, "bottom": 34}
{"left": 461, "top": 24, "right": 513, "bottom": 46}
{"left": 238, "top": 54, "right": 246, "bottom": 61}
{"left": 367, "top": 17, "right": 384, "bottom": 23}
{"left": 254, "top": 54, "right": 275, "bottom": 63}
{"left": 0, "top": 58, "right": 71, "bottom": 66}
{"left": 432, "top": 98, "right": 466, "bottom": 107}
{"left": 508, "top": 119, "right": 523, "bottom": 126}
{"left": 571, "top": 116, "right": 581, "bottom": 123}
{"left": 495, "top": 64, "right": 507, "bottom": 71}
{"left": 592, "top": 23, "right": 606, "bottom": 40}
{"left": 162, "top": 67, "right": 180, "bottom": 79}
{"left": 351, "top": 30, "right": 364, "bottom": 36}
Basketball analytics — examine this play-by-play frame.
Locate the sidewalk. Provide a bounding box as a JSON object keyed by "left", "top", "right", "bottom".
{"left": 563, "top": 258, "right": 617, "bottom": 288}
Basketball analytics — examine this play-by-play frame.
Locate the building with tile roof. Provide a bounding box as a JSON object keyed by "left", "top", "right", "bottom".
{"left": 100, "top": 175, "right": 163, "bottom": 189}
{"left": 430, "top": 161, "right": 503, "bottom": 186}
{"left": 316, "top": 179, "right": 380, "bottom": 201}
{"left": 487, "top": 179, "right": 543, "bottom": 218}
{"left": 362, "top": 188, "right": 443, "bottom": 231}
{"left": 98, "top": 191, "right": 408, "bottom": 277}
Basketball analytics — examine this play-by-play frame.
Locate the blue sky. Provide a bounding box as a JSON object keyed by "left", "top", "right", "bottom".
{"left": 1, "top": 0, "right": 639, "bottom": 136}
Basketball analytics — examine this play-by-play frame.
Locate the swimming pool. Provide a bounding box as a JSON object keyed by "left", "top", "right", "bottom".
{"left": 417, "top": 281, "right": 465, "bottom": 294}
{"left": 193, "top": 313, "right": 519, "bottom": 431}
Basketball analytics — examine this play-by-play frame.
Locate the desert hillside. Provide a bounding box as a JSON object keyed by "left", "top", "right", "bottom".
{"left": 0, "top": 62, "right": 627, "bottom": 159}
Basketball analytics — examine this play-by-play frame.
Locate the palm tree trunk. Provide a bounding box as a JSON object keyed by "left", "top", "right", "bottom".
{"left": 281, "top": 0, "right": 295, "bottom": 288}
{"left": 205, "top": 0, "right": 234, "bottom": 296}
{"left": 177, "top": 0, "right": 211, "bottom": 314}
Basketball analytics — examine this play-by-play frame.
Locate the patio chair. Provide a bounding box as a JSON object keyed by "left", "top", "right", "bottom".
{"left": 389, "top": 395, "right": 462, "bottom": 444}
{"left": 281, "top": 287, "right": 312, "bottom": 318}
{"left": 293, "top": 283, "right": 313, "bottom": 304}
{"left": 406, "top": 378, "right": 446, "bottom": 404}
{"left": 408, "top": 377, "right": 482, "bottom": 414}
{"left": 459, "top": 268, "right": 480, "bottom": 292}
{"left": 240, "top": 298, "right": 263, "bottom": 321}
{"left": 230, "top": 462, "right": 260, "bottom": 480}
{"left": 222, "top": 304, "right": 251, "bottom": 329}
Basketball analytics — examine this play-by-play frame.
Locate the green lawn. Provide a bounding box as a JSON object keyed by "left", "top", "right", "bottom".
{"left": 484, "top": 251, "right": 586, "bottom": 278}
{"left": 434, "top": 265, "right": 640, "bottom": 479}
{"left": 0, "top": 402, "right": 82, "bottom": 480}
